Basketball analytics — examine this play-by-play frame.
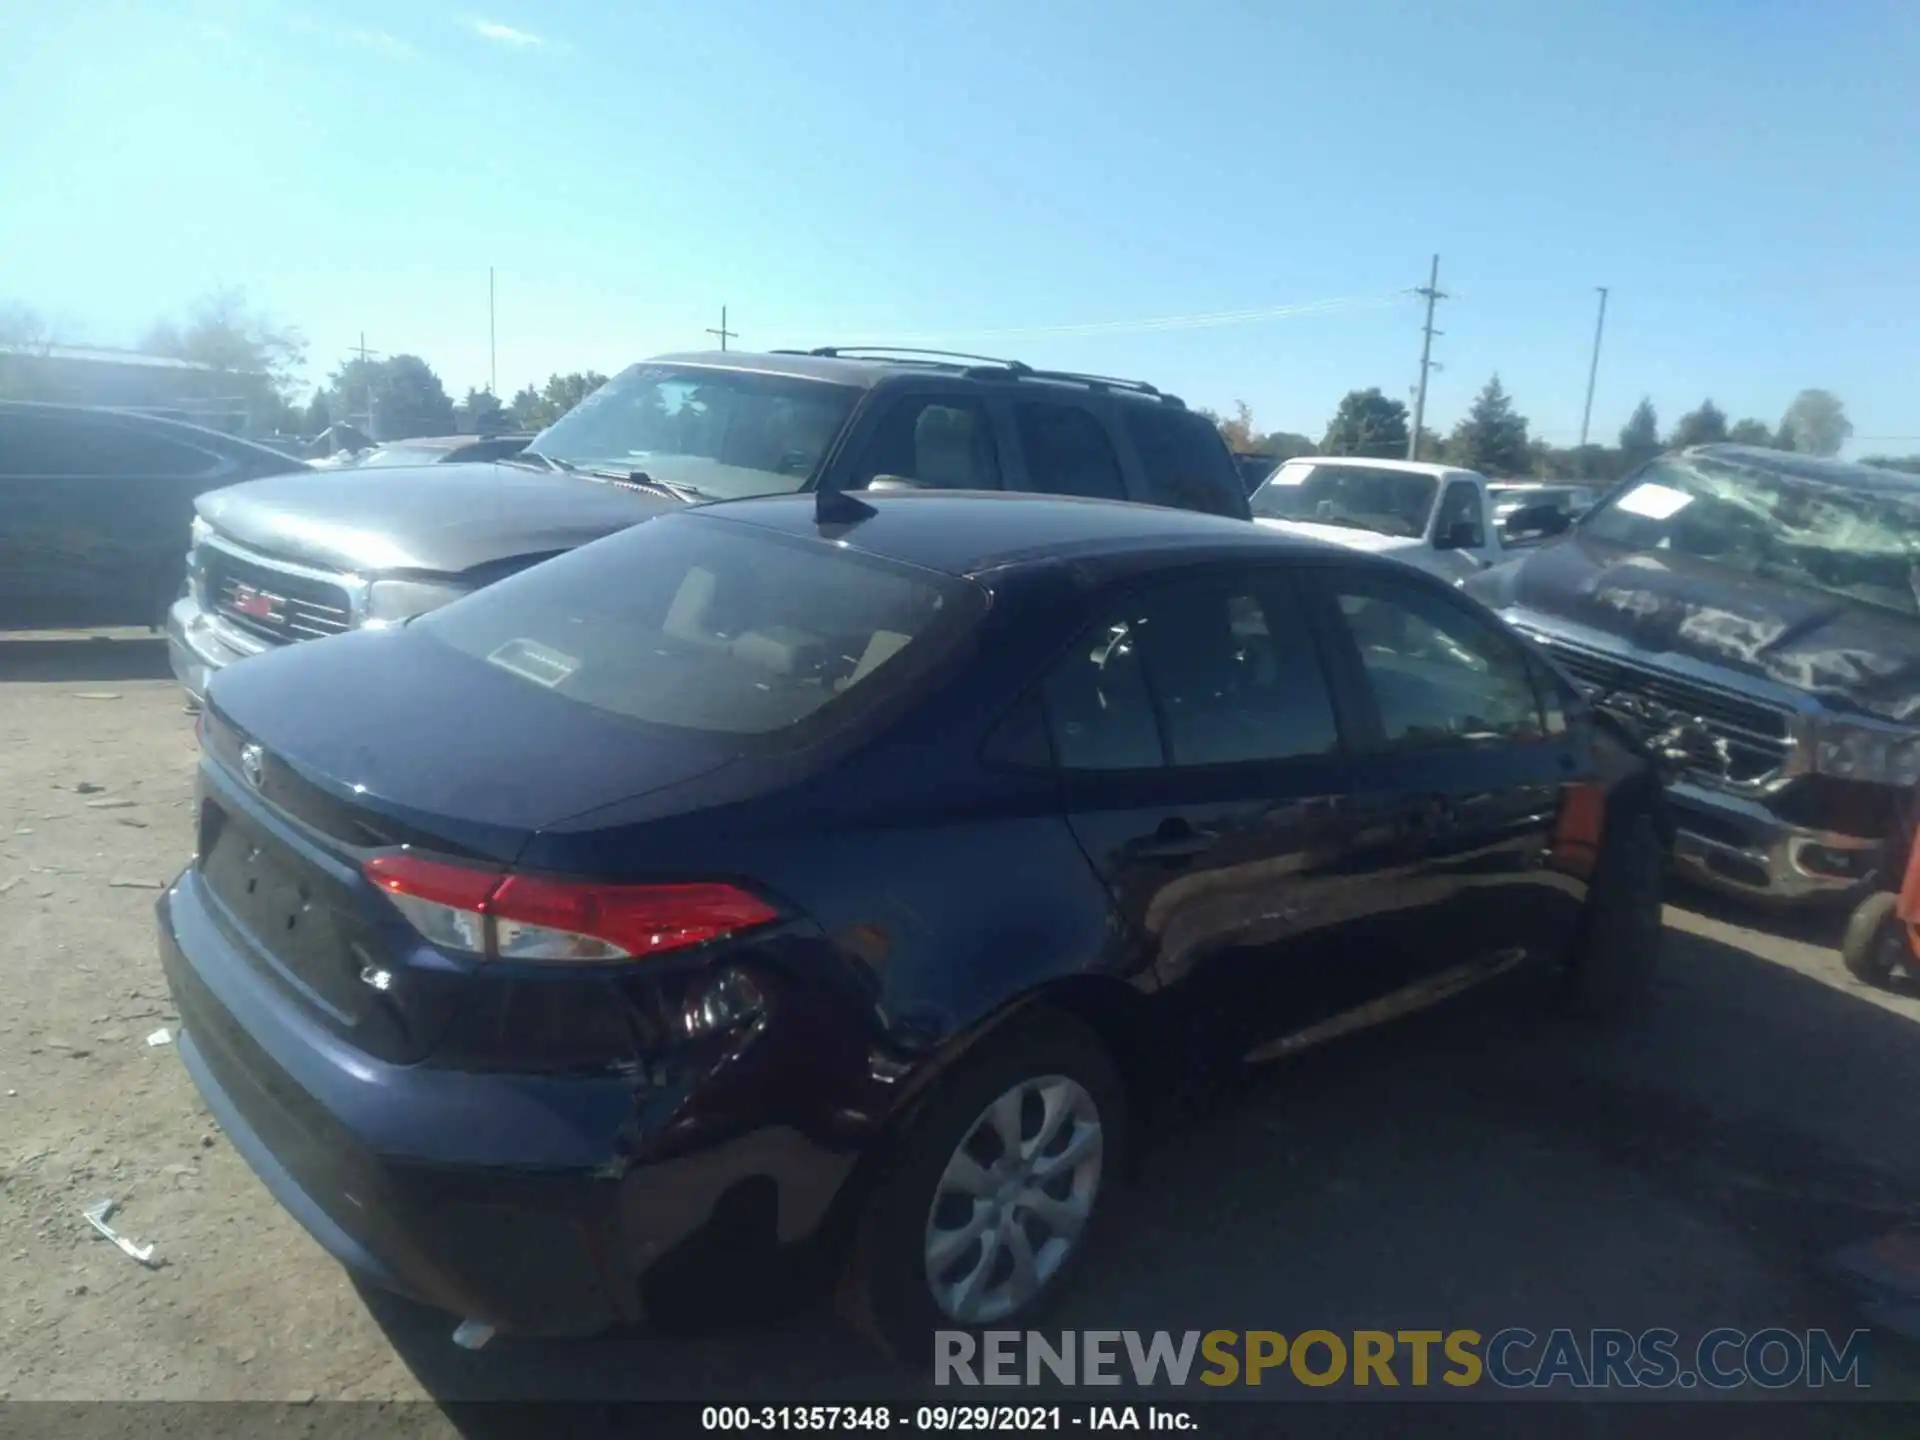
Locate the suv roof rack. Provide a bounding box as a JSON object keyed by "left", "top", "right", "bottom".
{"left": 770, "top": 347, "right": 1183, "bottom": 406}
{"left": 795, "top": 345, "right": 1035, "bottom": 373}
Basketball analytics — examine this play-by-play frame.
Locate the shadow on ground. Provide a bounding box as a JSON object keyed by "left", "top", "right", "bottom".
{"left": 0, "top": 634, "right": 174, "bottom": 684}
{"left": 350, "top": 915, "right": 1920, "bottom": 1433}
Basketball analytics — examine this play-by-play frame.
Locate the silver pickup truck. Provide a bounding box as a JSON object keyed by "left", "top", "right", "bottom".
{"left": 1249, "top": 456, "right": 1570, "bottom": 584}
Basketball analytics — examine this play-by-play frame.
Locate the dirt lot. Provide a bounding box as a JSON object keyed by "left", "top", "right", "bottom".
{"left": 4, "top": 632, "right": 1920, "bottom": 1418}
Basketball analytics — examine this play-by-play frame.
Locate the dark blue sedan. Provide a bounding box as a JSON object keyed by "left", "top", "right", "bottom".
{"left": 156, "top": 489, "right": 1666, "bottom": 1361}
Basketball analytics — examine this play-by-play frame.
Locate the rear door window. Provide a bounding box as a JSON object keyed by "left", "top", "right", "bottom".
{"left": 1041, "top": 571, "right": 1340, "bottom": 769}
{"left": 1014, "top": 402, "right": 1129, "bottom": 502}
{"left": 420, "top": 512, "right": 984, "bottom": 740}
{"left": 853, "top": 396, "right": 1002, "bottom": 490}
{"left": 1124, "top": 407, "right": 1248, "bottom": 518}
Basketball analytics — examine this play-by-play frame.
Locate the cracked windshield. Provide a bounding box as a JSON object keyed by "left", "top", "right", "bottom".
{"left": 4, "top": 0, "right": 1920, "bottom": 1426}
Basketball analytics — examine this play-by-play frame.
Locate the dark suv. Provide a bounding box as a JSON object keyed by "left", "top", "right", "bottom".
{"left": 168, "top": 348, "right": 1249, "bottom": 702}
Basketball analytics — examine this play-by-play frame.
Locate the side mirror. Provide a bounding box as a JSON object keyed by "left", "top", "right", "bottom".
{"left": 1435, "top": 519, "right": 1483, "bottom": 551}
{"left": 1503, "top": 504, "right": 1571, "bottom": 540}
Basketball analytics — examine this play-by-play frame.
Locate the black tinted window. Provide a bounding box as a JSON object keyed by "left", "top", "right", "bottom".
{"left": 422, "top": 513, "right": 982, "bottom": 739}
{"left": 0, "top": 412, "right": 217, "bottom": 478}
{"left": 1042, "top": 574, "right": 1339, "bottom": 770}
{"left": 1435, "top": 481, "right": 1484, "bottom": 546}
{"left": 1134, "top": 578, "right": 1338, "bottom": 765}
{"left": 1331, "top": 574, "right": 1544, "bottom": 747}
{"left": 1124, "top": 407, "right": 1246, "bottom": 517}
{"left": 855, "top": 397, "right": 1001, "bottom": 490}
{"left": 1015, "top": 403, "right": 1128, "bottom": 502}
{"left": 1042, "top": 614, "right": 1163, "bottom": 770}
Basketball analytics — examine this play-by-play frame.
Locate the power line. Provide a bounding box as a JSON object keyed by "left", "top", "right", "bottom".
{"left": 1408, "top": 256, "right": 1446, "bottom": 461}
{"left": 833, "top": 293, "right": 1405, "bottom": 346}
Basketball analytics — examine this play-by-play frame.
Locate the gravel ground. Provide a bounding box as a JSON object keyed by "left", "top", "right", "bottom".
{"left": 3, "top": 632, "right": 1919, "bottom": 1422}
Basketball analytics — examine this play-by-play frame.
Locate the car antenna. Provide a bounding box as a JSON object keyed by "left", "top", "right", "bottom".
{"left": 814, "top": 485, "right": 877, "bottom": 528}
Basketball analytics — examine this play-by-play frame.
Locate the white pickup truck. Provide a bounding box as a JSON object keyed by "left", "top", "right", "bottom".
{"left": 1248, "top": 456, "right": 1571, "bottom": 582}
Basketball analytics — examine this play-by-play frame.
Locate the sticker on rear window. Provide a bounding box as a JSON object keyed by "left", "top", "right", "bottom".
{"left": 1615, "top": 482, "right": 1694, "bottom": 520}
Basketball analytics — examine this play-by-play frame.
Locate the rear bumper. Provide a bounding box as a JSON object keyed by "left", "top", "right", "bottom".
{"left": 1667, "top": 779, "right": 1884, "bottom": 906}
{"left": 156, "top": 869, "right": 860, "bottom": 1337}
{"left": 167, "top": 596, "right": 272, "bottom": 705}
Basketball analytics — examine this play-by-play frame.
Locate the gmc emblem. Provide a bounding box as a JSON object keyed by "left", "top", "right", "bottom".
{"left": 231, "top": 584, "right": 281, "bottom": 622}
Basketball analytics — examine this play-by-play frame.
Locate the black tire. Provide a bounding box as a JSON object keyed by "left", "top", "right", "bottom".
{"left": 837, "top": 1009, "right": 1127, "bottom": 1367}
{"left": 1555, "top": 807, "right": 1664, "bottom": 1020}
{"left": 1840, "top": 891, "right": 1904, "bottom": 988}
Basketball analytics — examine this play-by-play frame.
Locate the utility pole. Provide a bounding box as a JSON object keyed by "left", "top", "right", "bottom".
{"left": 1578, "top": 286, "right": 1609, "bottom": 449}
{"left": 1408, "top": 255, "right": 1446, "bottom": 461}
{"left": 349, "top": 332, "right": 381, "bottom": 438}
{"left": 706, "top": 305, "right": 737, "bottom": 352}
{"left": 489, "top": 267, "right": 497, "bottom": 397}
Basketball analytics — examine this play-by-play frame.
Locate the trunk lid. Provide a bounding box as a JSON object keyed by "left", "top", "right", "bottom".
{"left": 196, "top": 627, "right": 740, "bottom": 1061}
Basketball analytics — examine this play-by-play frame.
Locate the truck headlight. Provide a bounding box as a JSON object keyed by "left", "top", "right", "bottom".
{"left": 365, "top": 578, "right": 471, "bottom": 627}
{"left": 1812, "top": 721, "right": 1920, "bottom": 787}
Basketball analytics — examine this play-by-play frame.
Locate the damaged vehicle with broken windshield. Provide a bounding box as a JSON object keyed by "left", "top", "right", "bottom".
{"left": 1465, "top": 444, "right": 1920, "bottom": 905}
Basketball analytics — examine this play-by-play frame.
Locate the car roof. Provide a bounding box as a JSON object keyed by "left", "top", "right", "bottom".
{"left": 646, "top": 349, "right": 1187, "bottom": 408}
{"left": 696, "top": 489, "right": 1352, "bottom": 579}
{"left": 1684, "top": 444, "right": 1920, "bottom": 494}
{"left": 1271, "top": 454, "right": 1480, "bottom": 483}
{"left": 0, "top": 399, "right": 308, "bottom": 465}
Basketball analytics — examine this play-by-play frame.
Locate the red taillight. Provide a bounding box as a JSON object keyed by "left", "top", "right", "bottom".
{"left": 361, "top": 852, "right": 779, "bottom": 963}
{"left": 1549, "top": 781, "right": 1608, "bottom": 880}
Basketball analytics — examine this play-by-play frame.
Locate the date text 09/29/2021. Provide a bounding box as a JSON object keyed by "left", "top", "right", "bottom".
{"left": 701, "top": 1407, "right": 1190, "bottom": 1432}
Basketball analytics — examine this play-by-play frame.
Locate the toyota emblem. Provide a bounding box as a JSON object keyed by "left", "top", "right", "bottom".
{"left": 240, "top": 742, "right": 266, "bottom": 789}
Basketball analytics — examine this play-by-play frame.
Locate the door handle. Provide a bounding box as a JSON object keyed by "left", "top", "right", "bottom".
{"left": 1132, "top": 819, "right": 1218, "bottom": 861}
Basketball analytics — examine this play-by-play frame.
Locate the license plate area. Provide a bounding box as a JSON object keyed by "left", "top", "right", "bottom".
{"left": 198, "top": 802, "right": 365, "bottom": 1022}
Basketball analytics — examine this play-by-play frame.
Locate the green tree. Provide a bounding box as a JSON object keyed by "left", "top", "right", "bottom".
{"left": 1322, "top": 387, "right": 1411, "bottom": 458}
{"left": 454, "top": 387, "right": 507, "bottom": 434}
{"left": 1448, "top": 375, "right": 1531, "bottom": 476}
{"left": 509, "top": 384, "right": 549, "bottom": 430}
{"left": 1727, "top": 418, "right": 1772, "bottom": 446}
{"left": 303, "top": 391, "right": 331, "bottom": 433}
{"left": 140, "top": 289, "right": 306, "bottom": 433}
{"left": 1774, "top": 420, "right": 1798, "bottom": 453}
{"left": 326, "top": 354, "right": 455, "bottom": 440}
{"left": 1778, "top": 388, "right": 1851, "bottom": 457}
{"left": 1618, "top": 397, "right": 1661, "bottom": 471}
{"left": 508, "top": 371, "right": 611, "bottom": 431}
{"left": 1250, "top": 429, "right": 1316, "bottom": 462}
{"left": 542, "top": 370, "right": 609, "bottom": 420}
{"left": 1669, "top": 399, "right": 1729, "bottom": 449}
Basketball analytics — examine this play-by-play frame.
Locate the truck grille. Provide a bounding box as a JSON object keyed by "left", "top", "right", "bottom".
{"left": 205, "top": 549, "right": 353, "bottom": 644}
{"left": 1540, "top": 641, "right": 1795, "bottom": 785}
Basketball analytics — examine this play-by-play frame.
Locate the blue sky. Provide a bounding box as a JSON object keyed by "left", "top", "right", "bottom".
{"left": 5, "top": 0, "right": 1918, "bottom": 452}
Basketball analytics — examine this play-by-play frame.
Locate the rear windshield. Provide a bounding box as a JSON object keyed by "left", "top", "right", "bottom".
{"left": 418, "top": 512, "right": 983, "bottom": 737}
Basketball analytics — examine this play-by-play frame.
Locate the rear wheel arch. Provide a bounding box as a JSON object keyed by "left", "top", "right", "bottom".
{"left": 817, "top": 975, "right": 1149, "bottom": 1259}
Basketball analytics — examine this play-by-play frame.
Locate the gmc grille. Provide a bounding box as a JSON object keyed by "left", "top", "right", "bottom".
{"left": 1542, "top": 641, "right": 1795, "bottom": 785}
{"left": 205, "top": 549, "right": 353, "bottom": 644}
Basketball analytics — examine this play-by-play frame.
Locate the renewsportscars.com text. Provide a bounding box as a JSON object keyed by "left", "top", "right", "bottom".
{"left": 935, "top": 1328, "right": 1872, "bottom": 1391}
